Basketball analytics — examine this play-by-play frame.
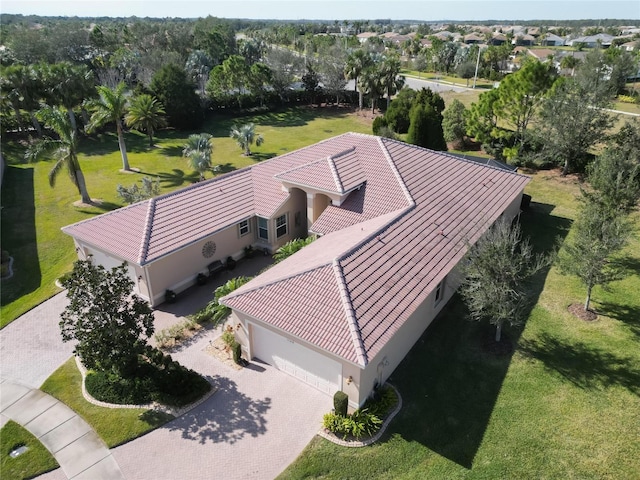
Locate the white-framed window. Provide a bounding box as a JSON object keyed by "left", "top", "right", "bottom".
{"left": 258, "top": 217, "right": 269, "bottom": 241}
{"left": 276, "top": 213, "right": 288, "bottom": 238}
{"left": 435, "top": 277, "right": 446, "bottom": 305}
{"left": 238, "top": 219, "right": 250, "bottom": 237}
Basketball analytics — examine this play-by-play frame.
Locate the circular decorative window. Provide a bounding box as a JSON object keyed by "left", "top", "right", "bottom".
{"left": 202, "top": 241, "right": 217, "bottom": 258}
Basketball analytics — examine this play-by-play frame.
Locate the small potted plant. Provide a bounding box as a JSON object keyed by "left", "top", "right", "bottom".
{"left": 226, "top": 256, "right": 237, "bottom": 270}
{"left": 165, "top": 289, "right": 177, "bottom": 304}
{"left": 196, "top": 272, "right": 207, "bottom": 286}
{"left": 244, "top": 245, "right": 255, "bottom": 259}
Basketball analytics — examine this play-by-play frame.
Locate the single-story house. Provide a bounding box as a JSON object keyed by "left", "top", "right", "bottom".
{"left": 63, "top": 133, "right": 530, "bottom": 407}
{"left": 541, "top": 33, "right": 565, "bottom": 46}
{"left": 567, "top": 33, "right": 613, "bottom": 48}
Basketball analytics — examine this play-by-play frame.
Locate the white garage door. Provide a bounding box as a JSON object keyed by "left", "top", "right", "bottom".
{"left": 251, "top": 323, "right": 341, "bottom": 396}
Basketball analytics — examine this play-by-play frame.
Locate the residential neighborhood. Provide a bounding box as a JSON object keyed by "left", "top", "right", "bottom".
{"left": 1, "top": 3, "right": 639, "bottom": 479}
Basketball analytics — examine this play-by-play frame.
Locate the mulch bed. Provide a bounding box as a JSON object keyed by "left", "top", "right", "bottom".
{"left": 568, "top": 303, "right": 598, "bottom": 322}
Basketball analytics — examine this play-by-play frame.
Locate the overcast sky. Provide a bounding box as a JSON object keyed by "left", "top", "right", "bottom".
{"left": 2, "top": 0, "right": 639, "bottom": 21}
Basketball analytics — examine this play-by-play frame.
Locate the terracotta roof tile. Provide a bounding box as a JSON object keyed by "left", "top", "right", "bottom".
{"left": 224, "top": 136, "right": 530, "bottom": 366}
{"left": 64, "top": 133, "right": 530, "bottom": 366}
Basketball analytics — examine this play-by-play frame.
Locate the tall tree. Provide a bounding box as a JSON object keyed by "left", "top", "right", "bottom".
{"left": 358, "top": 66, "right": 384, "bottom": 114}
{"left": 1, "top": 64, "right": 45, "bottom": 136}
{"left": 406, "top": 103, "right": 447, "bottom": 151}
{"left": 465, "top": 88, "right": 500, "bottom": 145}
{"left": 86, "top": 82, "right": 131, "bottom": 171}
{"left": 380, "top": 53, "right": 405, "bottom": 110}
{"left": 25, "top": 106, "right": 91, "bottom": 204}
{"left": 460, "top": 219, "right": 547, "bottom": 342}
{"left": 185, "top": 50, "right": 213, "bottom": 97}
{"left": 125, "top": 94, "right": 167, "bottom": 147}
{"left": 150, "top": 64, "right": 204, "bottom": 130}
{"left": 534, "top": 76, "right": 614, "bottom": 175}
{"left": 495, "top": 58, "right": 556, "bottom": 148}
{"left": 346, "top": 49, "right": 373, "bottom": 109}
{"left": 44, "top": 62, "right": 94, "bottom": 133}
{"left": 559, "top": 199, "right": 631, "bottom": 312}
{"left": 230, "top": 123, "right": 263, "bottom": 156}
{"left": 442, "top": 98, "right": 468, "bottom": 148}
{"left": 182, "top": 133, "right": 214, "bottom": 181}
{"left": 59, "top": 260, "right": 155, "bottom": 376}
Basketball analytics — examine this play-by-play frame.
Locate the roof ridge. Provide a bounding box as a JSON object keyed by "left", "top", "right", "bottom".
{"left": 273, "top": 156, "right": 328, "bottom": 178}
{"left": 377, "top": 136, "right": 415, "bottom": 206}
{"left": 332, "top": 260, "right": 368, "bottom": 367}
{"left": 326, "top": 155, "right": 344, "bottom": 194}
{"left": 138, "top": 197, "right": 156, "bottom": 264}
{"left": 60, "top": 198, "right": 150, "bottom": 232}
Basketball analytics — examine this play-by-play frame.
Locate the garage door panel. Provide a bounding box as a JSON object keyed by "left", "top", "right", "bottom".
{"left": 252, "top": 324, "right": 341, "bottom": 396}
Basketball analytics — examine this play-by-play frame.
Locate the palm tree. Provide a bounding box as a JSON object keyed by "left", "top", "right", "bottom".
{"left": 229, "top": 123, "right": 264, "bottom": 156}
{"left": 359, "top": 67, "right": 384, "bottom": 114}
{"left": 380, "top": 54, "right": 405, "bottom": 110}
{"left": 183, "top": 133, "right": 213, "bottom": 181}
{"left": 86, "top": 82, "right": 131, "bottom": 171}
{"left": 25, "top": 106, "right": 91, "bottom": 204}
{"left": 203, "top": 276, "right": 253, "bottom": 325}
{"left": 560, "top": 55, "right": 580, "bottom": 77}
{"left": 346, "top": 49, "right": 373, "bottom": 110}
{"left": 125, "top": 94, "right": 167, "bottom": 147}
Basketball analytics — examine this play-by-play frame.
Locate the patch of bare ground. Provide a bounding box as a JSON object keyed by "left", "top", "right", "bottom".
{"left": 205, "top": 336, "right": 243, "bottom": 371}
{"left": 568, "top": 303, "right": 598, "bottom": 322}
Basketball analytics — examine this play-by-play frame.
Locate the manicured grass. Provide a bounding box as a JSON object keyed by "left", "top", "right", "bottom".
{"left": 0, "top": 106, "right": 373, "bottom": 326}
{"left": 0, "top": 420, "right": 59, "bottom": 480}
{"left": 279, "top": 170, "right": 640, "bottom": 479}
{"left": 40, "top": 358, "right": 174, "bottom": 448}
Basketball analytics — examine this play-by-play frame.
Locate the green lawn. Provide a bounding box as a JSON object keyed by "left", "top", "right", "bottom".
{"left": 279, "top": 170, "right": 640, "bottom": 479}
{"left": 40, "top": 357, "right": 174, "bottom": 448}
{"left": 0, "top": 420, "right": 59, "bottom": 480}
{"left": 0, "top": 106, "right": 373, "bottom": 326}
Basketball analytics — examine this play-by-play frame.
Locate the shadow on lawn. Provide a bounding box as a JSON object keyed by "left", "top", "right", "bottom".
{"left": 387, "top": 200, "right": 572, "bottom": 469}
{"left": 0, "top": 167, "right": 41, "bottom": 306}
{"left": 595, "top": 299, "right": 640, "bottom": 339}
{"left": 165, "top": 374, "right": 271, "bottom": 444}
{"left": 518, "top": 333, "right": 640, "bottom": 395}
{"left": 138, "top": 169, "right": 200, "bottom": 188}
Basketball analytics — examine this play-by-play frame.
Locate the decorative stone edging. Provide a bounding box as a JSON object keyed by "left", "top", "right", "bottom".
{"left": 74, "top": 356, "right": 217, "bottom": 417}
{"left": 317, "top": 383, "right": 403, "bottom": 447}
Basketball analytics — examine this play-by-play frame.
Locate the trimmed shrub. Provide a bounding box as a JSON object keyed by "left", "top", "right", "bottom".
{"left": 232, "top": 341, "right": 242, "bottom": 364}
{"left": 333, "top": 390, "right": 349, "bottom": 417}
{"left": 372, "top": 116, "right": 388, "bottom": 136}
{"left": 221, "top": 327, "right": 236, "bottom": 348}
{"left": 86, "top": 370, "right": 154, "bottom": 405}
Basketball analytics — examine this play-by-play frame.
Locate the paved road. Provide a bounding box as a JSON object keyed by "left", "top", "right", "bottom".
{"left": 345, "top": 76, "right": 470, "bottom": 95}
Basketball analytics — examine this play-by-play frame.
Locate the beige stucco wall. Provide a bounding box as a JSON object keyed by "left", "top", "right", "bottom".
{"left": 73, "top": 240, "right": 150, "bottom": 301}
{"left": 264, "top": 188, "right": 308, "bottom": 252}
{"left": 145, "top": 219, "right": 256, "bottom": 305}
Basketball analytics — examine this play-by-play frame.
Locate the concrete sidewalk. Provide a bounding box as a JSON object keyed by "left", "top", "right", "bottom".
{"left": 0, "top": 378, "right": 124, "bottom": 480}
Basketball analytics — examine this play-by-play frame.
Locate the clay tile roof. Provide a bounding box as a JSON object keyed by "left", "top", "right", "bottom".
{"left": 274, "top": 147, "right": 366, "bottom": 195}
{"left": 223, "top": 136, "right": 530, "bottom": 366}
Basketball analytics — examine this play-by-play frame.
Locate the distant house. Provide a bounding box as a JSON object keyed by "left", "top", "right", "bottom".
{"left": 489, "top": 33, "right": 508, "bottom": 45}
{"left": 620, "top": 40, "right": 640, "bottom": 52}
{"left": 567, "top": 33, "right": 614, "bottom": 48}
{"left": 356, "top": 32, "right": 378, "bottom": 44}
{"left": 541, "top": 33, "right": 565, "bottom": 46}
{"left": 63, "top": 134, "right": 530, "bottom": 407}
{"left": 514, "top": 34, "right": 536, "bottom": 46}
{"left": 464, "top": 33, "right": 484, "bottom": 44}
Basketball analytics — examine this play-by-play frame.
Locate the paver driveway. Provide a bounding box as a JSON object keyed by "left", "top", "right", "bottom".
{"left": 112, "top": 329, "right": 330, "bottom": 480}
{"left": 1, "top": 284, "right": 330, "bottom": 480}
